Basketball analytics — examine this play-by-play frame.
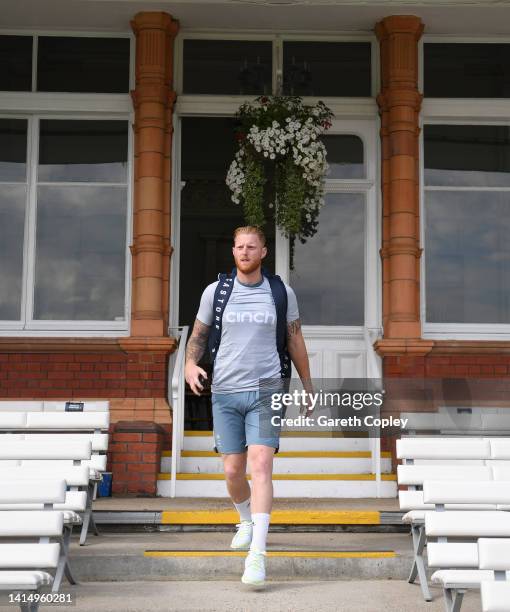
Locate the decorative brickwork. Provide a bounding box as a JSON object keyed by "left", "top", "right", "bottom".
{"left": 108, "top": 421, "right": 167, "bottom": 496}
{"left": 375, "top": 15, "right": 424, "bottom": 341}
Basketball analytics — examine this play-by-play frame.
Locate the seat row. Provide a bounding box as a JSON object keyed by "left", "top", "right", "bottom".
{"left": 397, "top": 436, "right": 510, "bottom": 611}
{"left": 0, "top": 478, "right": 83, "bottom": 611}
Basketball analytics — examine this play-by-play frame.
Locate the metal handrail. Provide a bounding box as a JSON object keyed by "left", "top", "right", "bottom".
{"left": 363, "top": 326, "right": 383, "bottom": 498}
{"left": 167, "top": 325, "right": 189, "bottom": 498}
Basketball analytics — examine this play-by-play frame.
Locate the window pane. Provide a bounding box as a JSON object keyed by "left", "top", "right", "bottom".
{"left": 34, "top": 186, "right": 127, "bottom": 320}
{"left": 0, "top": 35, "right": 32, "bottom": 92}
{"left": 425, "top": 125, "right": 510, "bottom": 187}
{"left": 37, "top": 37, "right": 130, "bottom": 93}
{"left": 0, "top": 185, "right": 26, "bottom": 320}
{"left": 283, "top": 42, "right": 371, "bottom": 97}
{"left": 0, "top": 118, "right": 27, "bottom": 182}
{"left": 426, "top": 190, "right": 510, "bottom": 323}
{"left": 39, "top": 120, "right": 128, "bottom": 183}
{"left": 179, "top": 117, "right": 275, "bottom": 328}
{"left": 424, "top": 43, "right": 510, "bottom": 98}
{"left": 290, "top": 192, "right": 364, "bottom": 325}
{"left": 323, "top": 134, "right": 364, "bottom": 179}
{"left": 183, "top": 40, "right": 272, "bottom": 95}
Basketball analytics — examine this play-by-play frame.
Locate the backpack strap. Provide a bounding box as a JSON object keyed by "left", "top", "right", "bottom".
{"left": 207, "top": 268, "right": 236, "bottom": 365}
{"left": 265, "top": 271, "right": 291, "bottom": 379}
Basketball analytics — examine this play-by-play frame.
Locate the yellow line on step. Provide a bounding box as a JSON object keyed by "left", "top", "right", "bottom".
{"left": 160, "top": 510, "right": 381, "bottom": 525}
{"left": 144, "top": 550, "right": 396, "bottom": 559}
{"left": 161, "top": 450, "right": 392, "bottom": 459}
{"left": 158, "top": 473, "right": 397, "bottom": 481}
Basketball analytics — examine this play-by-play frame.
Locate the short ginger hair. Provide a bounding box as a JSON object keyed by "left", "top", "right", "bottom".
{"left": 233, "top": 226, "right": 266, "bottom": 246}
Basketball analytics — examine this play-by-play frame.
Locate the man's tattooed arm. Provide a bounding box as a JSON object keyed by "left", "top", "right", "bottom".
{"left": 185, "top": 319, "right": 210, "bottom": 365}
{"left": 287, "top": 318, "right": 302, "bottom": 338}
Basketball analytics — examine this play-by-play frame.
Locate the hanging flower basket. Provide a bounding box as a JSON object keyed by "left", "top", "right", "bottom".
{"left": 226, "top": 95, "right": 333, "bottom": 268}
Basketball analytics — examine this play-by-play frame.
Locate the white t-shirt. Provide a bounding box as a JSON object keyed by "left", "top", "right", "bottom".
{"left": 196, "top": 276, "right": 299, "bottom": 393}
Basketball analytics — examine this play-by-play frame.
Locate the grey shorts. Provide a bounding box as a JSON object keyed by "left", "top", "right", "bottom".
{"left": 211, "top": 390, "right": 281, "bottom": 455}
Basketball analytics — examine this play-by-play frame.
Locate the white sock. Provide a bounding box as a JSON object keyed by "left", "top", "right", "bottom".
{"left": 234, "top": 497, "right": 252, "bottom": 523}
{"left": 250, "top": 512, "right": 270, "bottom": 552}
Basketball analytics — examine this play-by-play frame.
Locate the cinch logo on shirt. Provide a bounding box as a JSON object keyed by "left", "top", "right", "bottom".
{"left": 224, "top": 311, "right": 276, "bottom": 325}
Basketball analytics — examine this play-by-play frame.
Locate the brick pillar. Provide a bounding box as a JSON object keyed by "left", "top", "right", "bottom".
{"left": 375, "top": 16, "right": 424, "bottom": 340}
{"left": 109, "top": 421, "right": 166, "bottom": 496}
{"left": 130, "top": 12, "right": 179, "bottom": 337}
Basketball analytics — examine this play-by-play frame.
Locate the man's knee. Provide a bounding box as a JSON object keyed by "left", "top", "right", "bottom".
{"left": 249, "top": 449, "right": 274, "bottom": 481}
{"left": 223, "top": 456, "right": 246, "bottom": 481}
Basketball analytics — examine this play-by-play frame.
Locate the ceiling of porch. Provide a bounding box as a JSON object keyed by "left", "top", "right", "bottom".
{"left": 3, "top": 0, "right": 510, "bottom": 35}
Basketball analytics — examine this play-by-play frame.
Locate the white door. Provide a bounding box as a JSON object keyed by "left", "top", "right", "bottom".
{"left": 275, "top": 118, "right": 381, "bottom": 379}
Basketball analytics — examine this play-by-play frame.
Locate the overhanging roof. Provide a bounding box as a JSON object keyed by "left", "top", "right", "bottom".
{"left": 3, "top": 0, "right": 510, "bottom": 35}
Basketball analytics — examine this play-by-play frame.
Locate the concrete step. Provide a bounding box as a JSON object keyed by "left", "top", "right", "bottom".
{"left": 182, "top": 431, "right": 375, "bottom": 452}
{"left": 157, "top": 473, "right": 397, "bottom": 498}
{"left": 68, "top": 531, "right": 412, "bottom": 582}
{"left": 161, "top": 451, "right": 392, "bottom": 474}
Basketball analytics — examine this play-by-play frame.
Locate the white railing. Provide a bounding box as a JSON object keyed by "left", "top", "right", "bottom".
{"left": 167, "top": 325, "right": 189, "bottom": 498}
{"left": 363, "top": 326, "right": 383, "bottom": 498}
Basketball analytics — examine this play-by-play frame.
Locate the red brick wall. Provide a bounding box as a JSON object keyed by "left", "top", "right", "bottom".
{"left": 0, "top": 352, "right": 167, "bottom": 399}
{"left": 108, "top": 421, "right": 167, "bottom": 496}
{"left": 383, "top": 354, "right": 510, "bottom": 378}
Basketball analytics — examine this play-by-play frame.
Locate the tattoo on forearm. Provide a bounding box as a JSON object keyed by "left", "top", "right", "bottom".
{"left": 287, "top": 318, "right": 302, "bottom": 338}
{"left": 185, "top": 319, "right": 210, "bottom": 364}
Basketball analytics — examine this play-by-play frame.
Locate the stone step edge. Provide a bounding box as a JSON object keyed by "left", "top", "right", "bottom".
{"left": 163, "top": 450, "right": 392, "bottom": 458}
{"left": 144, "top": 550, "right": 397, "bottom": 559}
{"left": 158, "top": 473, "right": 397, "bottom": 481}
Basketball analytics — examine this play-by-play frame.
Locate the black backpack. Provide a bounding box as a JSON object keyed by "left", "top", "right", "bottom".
{"left": 207, "top": 267, "right": 291, "bottom": 379}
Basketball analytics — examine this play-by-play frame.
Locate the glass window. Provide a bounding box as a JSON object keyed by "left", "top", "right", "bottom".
{"left": 183, "top": 40, "right": 272, "bottom": 95}
{"left": 425, "top": 191, "right": 510, "bottom": 324}
{"left": 283, "top": 42, "right": 371, "bottom": 97}
{"left": 424, "top": 43, "right": 510, "bottom": 98}
{"left": 37, "top": 37, "right": 130, "bottom": 93}
{"left": 424, "top": 124, "right": 510, "bottom": 324}
{"left": 179, "top": 117, "right": 275, "bottom": 328}
{"left": 0, "top": 118, "right": 28, "bottom": 182}
{"left": 323, "top": 134, "right": 364, "bottom": 179}
{"left": 424, "top": 125, "right": 510, "bottom": 187}
{"left": 38, "top": 120, "right": 128, "bottom": 183}
{"left": 0, "top": 35, "right": 32, "bottom": 92}
{"left": 34, "top": 185, "right": 127, "bottom": 320}
{"left": 0, "top": 118, "right": 28, "bottom": 321}
{"left": 290, "top": 192, "right": 365, "bottom": 325}
{"left": 33, "top": 120, "right": 129, "bottom": 321}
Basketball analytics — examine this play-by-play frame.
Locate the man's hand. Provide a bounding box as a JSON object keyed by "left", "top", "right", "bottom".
{"left": 299, "top": 385, "right": 315, "bottom": 417}
{"left": 185, "top": 362, "right": 208, "bottom": 396}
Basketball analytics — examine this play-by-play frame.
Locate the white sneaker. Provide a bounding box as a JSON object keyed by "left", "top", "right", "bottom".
{"left": 231, "top": 520, "right": 253, "bottom": 550}
{"left": 241, "top": 548, "right": 266, "bottom": 586}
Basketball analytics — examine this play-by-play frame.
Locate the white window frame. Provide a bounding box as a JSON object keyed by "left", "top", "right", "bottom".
{"left": 170, "top": 30, "right": 381, "bottom": 335}
{"left": 0, "top": 29, "right": 134, "bottom": 337}
{"left": 420, "top": 35, "right": 510, "bottom": 340}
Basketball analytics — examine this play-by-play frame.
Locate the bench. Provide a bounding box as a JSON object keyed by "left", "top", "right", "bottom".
{"left": 426, "top": 510, "right": 510, "bottom": 612}
{"left": 0, "top": 407, "right": 110, "bottom": 545}
{"left": 0, "top": 498, "right": 67, "bottom": 611}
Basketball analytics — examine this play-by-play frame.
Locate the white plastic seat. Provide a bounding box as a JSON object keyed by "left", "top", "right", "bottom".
{"left": 432, "top": 569, "right": 504, "bottom": 588}
{"left": 0, "top": 570, "right": 53, "bottom": 589}
{"left": 0, "top": 466, "right": 90, "bottom": 487}
{"left": 426, "top": 511, "right": 510, "bottom": 538}
{"left": 0, "top": 511, "right": 64, "bottom": 537}
{"left": 397, "top": 438, "right": 491, "bottom": 460}
{"left": 397, "top": 464, "right": 492, "bottom": 485}
{"left": 0, "top": 440, "right": 91, "bottom": 461}
{"left": 428, "top": 543, "right": 478, "bottom": 568}
{"left": 43, "top": 400, "right": 109, "bottom": 412}
{"left": 23, "top": 432, "right": 109, "bottom": 452}
{"left": 26, "top": 412, "right": 109, "bottom": 430}
{"left": 0, "top": 479, "right": 66, "bottom": 505}
{"left": 0, "top": 413, "right": 26, "bottom": 428}
{"left": 423, "top": 480, "right": 510, "bottom": 506}
{"left": 0, "top": 401, "right": 43, "bottom": 412}
{"left": 481, "top": 582, "right": 510, "bottom": 612}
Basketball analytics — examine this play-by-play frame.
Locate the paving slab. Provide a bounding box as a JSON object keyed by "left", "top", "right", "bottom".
{"left": 0, "top": 580, "right": 481, "bottom": 612}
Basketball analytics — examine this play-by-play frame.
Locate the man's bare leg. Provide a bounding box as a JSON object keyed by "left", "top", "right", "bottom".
{"left": 247, "top": 444, "right": 275, "bottom": 553}
{"left": 222, "top": 452, "right": 250, "bottom": 503}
